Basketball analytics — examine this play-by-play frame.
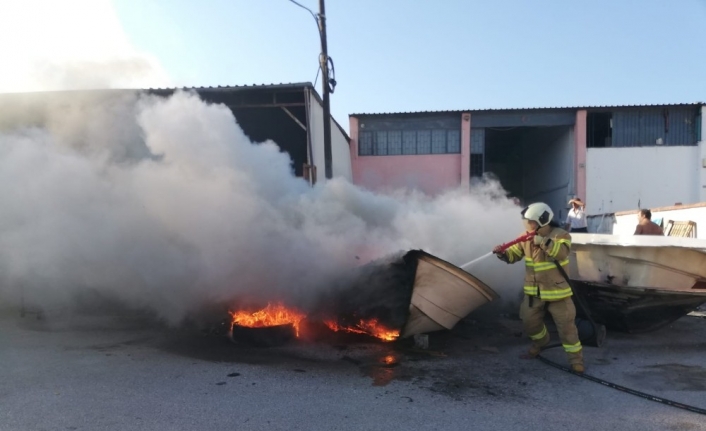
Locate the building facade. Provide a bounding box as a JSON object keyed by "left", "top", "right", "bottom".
{"left": 349, "top": 104, "right": 706, "bottom": 220}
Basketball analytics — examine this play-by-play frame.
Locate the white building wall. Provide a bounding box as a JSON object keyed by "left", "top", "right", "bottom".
{"left": 330, "top": 118, "right": 352, "bottom": 180}
{"left": 307, "top": 89, "right": 352, "bottom": 181}
{"left": 586, "top": 146, "right": 701, "bottom": 215}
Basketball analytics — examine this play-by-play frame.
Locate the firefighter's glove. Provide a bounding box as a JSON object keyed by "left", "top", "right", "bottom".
{"left": 492, "top": 246, "right": 510, "bottom": 263}
{"left": 495, "top": 253, "right": 510, "bottom": 263}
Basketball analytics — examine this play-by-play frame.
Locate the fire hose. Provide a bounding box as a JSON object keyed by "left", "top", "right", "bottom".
{"left": 536, "top": 347, "right": 706, "bottom": 416}
{"left": 491, "top": 232, "right": 706, "bottom": 416}
{"left": 495, "top": 231, "right": 536, "bottom": 253}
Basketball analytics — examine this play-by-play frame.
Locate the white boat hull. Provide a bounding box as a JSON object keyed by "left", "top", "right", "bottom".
{"left": 567, "top": 234, "right": 706, "bottom": 332}
{"left": 569, "top": 234, "right": 706, "bottom": 295}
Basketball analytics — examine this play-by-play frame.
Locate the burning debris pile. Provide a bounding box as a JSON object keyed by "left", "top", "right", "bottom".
{"left": 230, "top": 303, "right": 306, "bottom": 336}
{"left": 226, "top": 302, "right": 401, "bottom": 346}
{"left": 323, "top": 319, "right": 400, "bottom": 342}
{"left": 225, "top": 250, "right": 499, "bottom": 347}
{"left": 228, "top": 303, "right": 306, "bottom": 347}
{"left": 226, "top": 250, "right": 416, "bottom": 345}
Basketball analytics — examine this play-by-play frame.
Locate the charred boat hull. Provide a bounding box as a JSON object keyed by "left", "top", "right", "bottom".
{"left": 569, "top": 234, "right": 706, "bottom": 333}
{"left": 310, "top": 249, "right": 499, "bottom": 339}
{"left": 572, "top": 281, "right": 706, "bottom": 333}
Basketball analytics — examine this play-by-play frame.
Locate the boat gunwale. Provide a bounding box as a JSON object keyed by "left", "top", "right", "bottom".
{"left": 413, "top": 251, "right": 500, "bottom": 301}
{"left": 570, "top": 233, "right": 706, "bottom": 251}
{"left": 568, "top": 280, "right": 706, "bottom": 297}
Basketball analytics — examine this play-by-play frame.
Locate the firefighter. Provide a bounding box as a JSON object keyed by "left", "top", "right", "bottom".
{"left": 492, "top": 202, "right": 585, "bottom": 373}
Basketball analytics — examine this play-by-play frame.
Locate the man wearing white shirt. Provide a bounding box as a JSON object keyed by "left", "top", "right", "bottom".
{"left": 564, "top": 198, "right": 588, "bottom": 233}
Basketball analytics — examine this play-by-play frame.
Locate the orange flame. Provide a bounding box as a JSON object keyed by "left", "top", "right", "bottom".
{"left": 229, "top": 303, "right": 306, "bottom": 337}
{"left": 324, "top": 318, "right": 399, "bottom": 342}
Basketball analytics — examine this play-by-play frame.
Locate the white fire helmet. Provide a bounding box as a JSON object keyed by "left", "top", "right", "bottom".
{"left": 521, "top": 202, "right": 553, "bottom": 227}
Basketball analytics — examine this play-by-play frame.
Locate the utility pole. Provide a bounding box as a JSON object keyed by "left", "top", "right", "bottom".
{"left": 317, "top": 0, "right": 333, "bottom": 179}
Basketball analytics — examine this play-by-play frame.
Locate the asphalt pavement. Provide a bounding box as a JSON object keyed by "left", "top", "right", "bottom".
{"left": 1, "top": 308, "right": 705, "bottom": 431}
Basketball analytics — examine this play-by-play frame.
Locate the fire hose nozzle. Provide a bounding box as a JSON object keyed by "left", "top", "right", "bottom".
{"left": 494, "top": 231, "right": 536, "bottom": 254}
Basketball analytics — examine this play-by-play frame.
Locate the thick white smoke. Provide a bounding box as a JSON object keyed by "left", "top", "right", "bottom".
{"left": 0, "top": 0, "right": 527, "bottom": 323}
{"left": 0, "top": 90, "right": 525, "bottom": 323}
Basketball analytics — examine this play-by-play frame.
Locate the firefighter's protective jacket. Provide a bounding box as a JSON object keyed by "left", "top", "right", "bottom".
{"left": 501, "top": 226, "right": 572, "bottom": 301}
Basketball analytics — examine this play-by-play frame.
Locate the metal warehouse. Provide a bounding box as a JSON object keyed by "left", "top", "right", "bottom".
{"left": 349, "top": 104, "right": 706, "bottom": 221}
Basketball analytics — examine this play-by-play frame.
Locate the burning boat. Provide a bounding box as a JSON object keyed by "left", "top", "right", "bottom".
{"left": 568, "top": 234, "right": 706, "bottom": 333}
{"left": 225, "top": 250, "right": 499, "bottom": 345}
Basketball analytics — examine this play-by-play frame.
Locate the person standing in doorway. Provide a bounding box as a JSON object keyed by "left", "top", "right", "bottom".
{"left": 492, "top": 202, "right": 584, "bottom": 373}
{"left": 564, "top": 198, "right": 588, "bottom": 233}
{"left": 634, "top": 209, "right": 664, "bottom": 235}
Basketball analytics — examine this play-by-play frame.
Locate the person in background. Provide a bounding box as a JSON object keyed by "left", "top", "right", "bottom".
{"left": 564, "top": 198, "right": 588, "bottom": 233}
{"left": 634, "top": 209, "right": 664, "bottom": 236}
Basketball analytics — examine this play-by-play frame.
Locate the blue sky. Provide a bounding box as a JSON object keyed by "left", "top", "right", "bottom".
{"left": 113, "top": 0, "right": 706, "bottom": 131}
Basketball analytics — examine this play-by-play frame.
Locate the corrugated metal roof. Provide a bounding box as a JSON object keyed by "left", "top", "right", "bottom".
{"left": 350, "top": 102, "right": 704, "bottom": 117}
{"left": 0, "top": 83, "right": 317, "bottom": 97}
{"left": 0, "top": 82, "right": 352, "bottom": 140}
{"left": 149, "top": 82, "right": 351, "bottom": 141}
{"left": 147, "top": 82, "right": 314, "bottom": 92}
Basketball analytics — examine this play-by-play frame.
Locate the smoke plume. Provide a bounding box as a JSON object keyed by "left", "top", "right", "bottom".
{"left": 0, "top": 0, "right": 527, "bottom": 324}
{"left": 0, "top": 90, "right": 525, "bottom": 323}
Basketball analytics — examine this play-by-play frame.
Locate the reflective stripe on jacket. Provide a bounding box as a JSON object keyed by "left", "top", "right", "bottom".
{"left": 503, "top": 227, "right": 572, "bottom": 301}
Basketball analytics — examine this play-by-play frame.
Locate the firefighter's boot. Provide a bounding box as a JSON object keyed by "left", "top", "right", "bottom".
{"left": 571, "top": 363, "right": 585, "bottom": 373}
{"left": 526, "top": 330, "right": 550, "bottom": 358}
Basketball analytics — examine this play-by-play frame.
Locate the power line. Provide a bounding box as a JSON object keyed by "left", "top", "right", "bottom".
{"left": 287, "top": 0, "right": 318, "bottom": 23}
{"left": 285, "top": 1, "right": 324, "bottom": 87}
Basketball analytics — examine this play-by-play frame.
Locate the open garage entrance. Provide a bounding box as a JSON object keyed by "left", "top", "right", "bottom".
{"left": 480, "top": 125, "right": 574, "bottom": 221}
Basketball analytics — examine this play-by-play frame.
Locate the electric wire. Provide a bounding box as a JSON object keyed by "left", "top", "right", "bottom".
{"left": 313, "top": 65, "right": 321, "bottom": 88}
{"left": 287, "top": 0, "right": 336, "bottom": 93}
{"left": 287, "top": 0, "right": 318, "bottom": 22}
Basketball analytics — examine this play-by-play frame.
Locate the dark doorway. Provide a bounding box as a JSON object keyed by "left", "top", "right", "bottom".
{"left": 481, "top": 125, "right": 574, "bottom": 219}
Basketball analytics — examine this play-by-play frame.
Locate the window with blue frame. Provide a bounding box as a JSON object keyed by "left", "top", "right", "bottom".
{"left": 358, "top": 128, "right": 461, "bottom": 156}
{"left": 470, "top": 128, "right": 485, "bottom": 177}
{"left": 587, "top": 107, "right": 701, "bottom": 148}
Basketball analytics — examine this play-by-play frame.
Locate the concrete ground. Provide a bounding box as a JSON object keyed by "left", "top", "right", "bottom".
{"left": 1, "top": 308, "right": 705, "bottom": 431}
